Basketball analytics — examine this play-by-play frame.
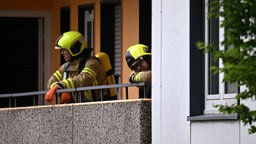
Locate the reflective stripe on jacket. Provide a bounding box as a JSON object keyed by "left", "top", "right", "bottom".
{"left": 129, "top": 70, "right": 151, "bottom": 83}
{"left": 129, "top": 70, "right": 152, "bottom": 98}
{"left": 47, "top": 57, "right": 106, "bottom": 102}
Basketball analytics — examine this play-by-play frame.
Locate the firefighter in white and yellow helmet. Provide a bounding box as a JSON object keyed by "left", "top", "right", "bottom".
{"left": 125, "top": 44, "right": 152, "bottom": 98}
{"left": 45, "top": 31, "right": 106, "bottom": 104}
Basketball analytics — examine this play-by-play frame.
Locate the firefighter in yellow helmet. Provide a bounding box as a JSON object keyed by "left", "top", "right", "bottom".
{"left": 45, "top": 31, "right": 106, "bottom": 104}
{"left": 125, "top": 44, "right": 151, "bottom": 98}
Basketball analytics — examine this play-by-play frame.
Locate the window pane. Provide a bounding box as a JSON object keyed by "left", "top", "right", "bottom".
{"left": 223, "top": 27, "right": 239, "bottom": 94}
{"left": 225, "top": 82, "right": 238, "bottom": 94}
{"left": 208, "top": 54, "right": 219, "bottom": 94}
{"left": 208, "top": 10, "right": 219, "bottom": 95}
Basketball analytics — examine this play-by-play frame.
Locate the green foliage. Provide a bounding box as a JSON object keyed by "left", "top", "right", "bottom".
{"left": 197, "top": 0, "right": 256, "bottom": 134}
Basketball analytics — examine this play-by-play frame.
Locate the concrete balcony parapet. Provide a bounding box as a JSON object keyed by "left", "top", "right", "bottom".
{"left": 0, "top": 99, "right": 151, "bottom": 144}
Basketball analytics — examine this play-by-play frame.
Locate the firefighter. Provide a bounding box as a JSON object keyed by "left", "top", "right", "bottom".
{"left": 45, "top": 31, "right": 106, "bottom": 104}
{"left": 125, "top": 44, "right": 151, "bottom": 98}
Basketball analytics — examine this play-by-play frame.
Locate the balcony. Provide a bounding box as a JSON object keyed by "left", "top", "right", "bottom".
{"left": 0, "top": 83, "right": 151, "bottom": 144}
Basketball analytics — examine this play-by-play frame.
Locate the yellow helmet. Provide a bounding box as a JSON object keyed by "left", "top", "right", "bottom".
{"left": 55, "top": 31, "right": 87, "bottom": 57}
{"left": 125, "top": 44, "right": 151, "bottom": 70}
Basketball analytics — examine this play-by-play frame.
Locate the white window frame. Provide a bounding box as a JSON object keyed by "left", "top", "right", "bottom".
{"left": 84, "top": 9, "right": 94, "bottom": 50}
{"left": 204, "top": 0, "right": 237, "bottom": 114}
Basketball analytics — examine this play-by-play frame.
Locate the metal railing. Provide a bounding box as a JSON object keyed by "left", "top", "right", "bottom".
{"left": 0, "top": 82, "right": 147, "bottom": 107}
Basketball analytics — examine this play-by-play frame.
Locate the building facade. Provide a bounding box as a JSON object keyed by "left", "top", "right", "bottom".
{"left": 152, "top": 0, "right": 256, "bottom": 144}
{"left": 0, "top": 0, "right": 256, "bottom": 143}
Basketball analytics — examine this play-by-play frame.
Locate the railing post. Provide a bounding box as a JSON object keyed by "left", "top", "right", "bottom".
{"left": 55, "top": 93, "right": 58, "bottom": 104}
{"left": 100, "top": 89, "right": 103, "bottom": 101}
{"left": 14, "top": 97, "right": 16, "bottom": 107}
{"left": 126, "top": 87, "right": 128, "bottom": 99}
{"left": 143, "top": 85, "right": 147, "bottom": 98}
{"left": 9, "top": 97, "right": 12, "bottom": 107}
{"left": 33, "top": 95, "right": 36, "bottom": 106}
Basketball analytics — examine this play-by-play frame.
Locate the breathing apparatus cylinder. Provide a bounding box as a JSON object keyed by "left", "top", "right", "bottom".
{"left": 95, "top": 52, "right": 118, "bottom": 98}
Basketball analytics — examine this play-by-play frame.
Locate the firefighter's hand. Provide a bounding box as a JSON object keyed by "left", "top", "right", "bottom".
{"left": 45, "top": 86, "right": 58, "bottom": 103}
{"left": 61, "top": 92, "right": 72, "bottom": 104}
{"left": 129, "top": 72, "right": 137, "bottom": 83}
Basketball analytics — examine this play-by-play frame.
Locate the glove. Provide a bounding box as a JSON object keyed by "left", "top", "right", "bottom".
{"left": 45, "top": 86, "right": 58, "bottom": 103}
{"left": 60, "top": 92, "right": 72, "bottom": 104}
{"left": 129, "top": 72, "right": 136, "bottom": 83}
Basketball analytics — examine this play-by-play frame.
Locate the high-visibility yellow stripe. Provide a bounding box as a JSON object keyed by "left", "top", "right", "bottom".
{"left": 53, "top": 70, "right": 62, "bottom": 81}
{"left": 81, "top": 67, "right": 98, "bottom": 101}
{"left": 82, "top": 68, "right": 98, "bottom": 86}
{"left": 84, "top": 90, "right": 93, "bottom": 101}
{"left": 63, "top": 79, "right": 70, "bottom": 88}
{"left": 82, "top": 68, "right": 96, "bottom": 77}
{"left": 63, "top": 78, "right": 74, "bottom": 88}
{"left": 135, "top": 72, "right": 142, "bottom": 82}
{"left": 50, "top": 82, "right": 58, "bottom": 88}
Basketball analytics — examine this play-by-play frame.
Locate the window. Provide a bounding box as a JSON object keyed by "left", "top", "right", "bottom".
{"left": 100, "top": 1, "right": 122, "bottom": 83}
{"left": 78, "top": 5, "right": 94, "bottom": 51}
{"left": 189, "top": 0, "right": 238, "bottom": 117}
{"left": 204, "top": 0, "right": 237, "bottom": 114}
{"left": 60, "top": 7, "right": 70, "bottom": 65}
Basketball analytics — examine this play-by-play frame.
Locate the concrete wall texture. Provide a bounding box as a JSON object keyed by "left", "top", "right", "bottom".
{"left": 0, "top": 99, "right": 151, "bottom": 144}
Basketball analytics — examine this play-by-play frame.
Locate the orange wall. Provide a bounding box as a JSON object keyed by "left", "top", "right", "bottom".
{"left": 122, "top": 0, "right": 139, "bottom": 99}
{"left": 0, "top": 0, "right": 52, "bottom": 10}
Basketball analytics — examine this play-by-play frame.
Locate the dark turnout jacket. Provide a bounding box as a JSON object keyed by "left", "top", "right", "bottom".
{"left": 47, "top": 57, "right": 106, "bottom": 102}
